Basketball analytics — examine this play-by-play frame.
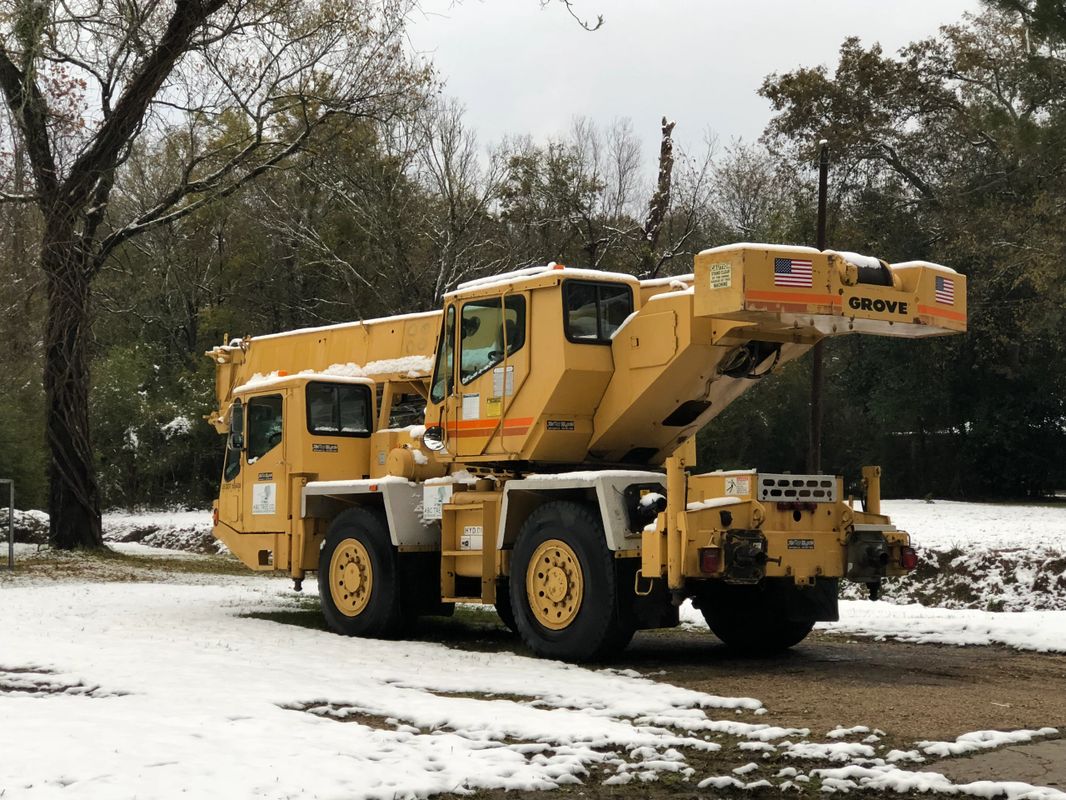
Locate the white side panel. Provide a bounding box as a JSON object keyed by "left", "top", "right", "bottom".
{"left": 302, "top": 479, "right": 438, "bottom": 547}
{"left": 498, "top": 471, "right": 665, "bottom": 551}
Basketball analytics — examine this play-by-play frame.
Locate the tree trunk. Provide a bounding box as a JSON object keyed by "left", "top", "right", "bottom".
{"left": 42, "top": 227, "right": 103, "bottom": 549}
{"left": 640, "top": 117, "right": 676, "bottom": 277}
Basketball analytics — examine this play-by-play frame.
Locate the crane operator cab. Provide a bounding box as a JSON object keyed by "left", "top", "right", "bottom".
{"left": 423, "top": 266, "right": 643, "bottom": 468}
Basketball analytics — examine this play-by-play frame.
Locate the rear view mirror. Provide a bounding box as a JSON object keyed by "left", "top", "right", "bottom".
{"left": 422, "top": 425, "right": 446, "bottom": 452}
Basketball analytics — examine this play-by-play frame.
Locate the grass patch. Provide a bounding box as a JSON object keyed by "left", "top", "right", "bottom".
{"left": 1, "top": 545, "right": 249, "bottom": 583}
{"left": 283, "top": 701, "right": 411, "bottom": 731}
{"left": 242, "top": 594, "right": 328, "bottom": 630}
{"left": 246, "top": 597, "right": 523, "bottom": 653}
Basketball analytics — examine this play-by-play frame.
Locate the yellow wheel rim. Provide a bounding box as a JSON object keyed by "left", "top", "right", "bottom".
{"left": 526, "top": 539, "right": 583, "bottom": 630}
{"left": 329, "top": 538, "right": 373, "bottom": 617}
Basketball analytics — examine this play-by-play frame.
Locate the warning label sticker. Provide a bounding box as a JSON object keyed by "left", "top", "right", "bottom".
{"left": 725, "top": 476, "right": 751, "bottom": 496}
{"left": 709, "top": 262, "right": 732, "bottom": 289}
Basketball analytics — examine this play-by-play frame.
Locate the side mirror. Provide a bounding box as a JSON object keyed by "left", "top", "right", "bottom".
{"left": 422, "top": 425, "right": 446, "bottom": 452}
{"left": 228, "top": 399, "right": 245, "bottom": 450}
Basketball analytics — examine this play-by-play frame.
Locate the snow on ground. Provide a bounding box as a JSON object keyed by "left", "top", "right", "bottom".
{"left": 848, "top": 500, "right": 1066, "bottom": 612}
{"left": 679, "top": 600, "right": 1066, "bottom": 655}
{"left": 1, "top": 577, "right": 1063, "bottom": 800}
{"left": 101, "top": 509, "right": 221, "bottom": 554}
{"left": 821, "top": 602, "right": 1066, "bottom": 653}
{"left": 882, "top": 500, "right": 1066, "bottom": 553}
{"left": 0, "top": 579, "right": 758, "bottom": 799}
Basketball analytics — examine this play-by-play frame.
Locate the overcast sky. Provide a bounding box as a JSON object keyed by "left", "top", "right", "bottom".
{"left": 408, "top": 0, "right": 983, "bottom": 166}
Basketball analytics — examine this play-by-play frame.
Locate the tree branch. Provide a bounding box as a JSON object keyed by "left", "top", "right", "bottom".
{"left": 543, "top": 0, "right": 604, "bottom": 31}
{"left": 61, "top": 0, "right": 227, "bottom": 211}
{"left": 0, "top": 43, "right": 59, "bottom": 203}
{"left": 97, "top": 108, "right": 337, "bottom": 263}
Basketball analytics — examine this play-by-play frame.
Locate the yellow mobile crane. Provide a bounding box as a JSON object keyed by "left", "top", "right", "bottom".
{"left": 207, "top": 244, "right": 966, "bottom": 661}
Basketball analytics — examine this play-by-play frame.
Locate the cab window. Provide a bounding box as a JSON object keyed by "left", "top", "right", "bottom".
{"left": 430, "top": 305, "right": 455, "bottom": 404}
{"left": 460, "top": 295, "right": 526, "bottom": 384}
{"left": 388, "top": 393, "right": 427, "bottom": 428}
{"left": 563, "top": 280, "right": 633, "bottom": 343}
{"left": 247, "top": 395, "right": 283, "bottom": 462}
{"left": 306, "top": 382, "right": 372, "bottom": 437}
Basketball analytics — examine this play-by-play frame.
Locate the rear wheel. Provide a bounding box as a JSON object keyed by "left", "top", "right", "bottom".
{"left": 510, "top": 501, "right": 634, "bottom": 662}
{"left": 318, "top": 507, "right": 410, "bottom": 638}
{"left": 698, "top": 584, "right": 815, "bottom": 654}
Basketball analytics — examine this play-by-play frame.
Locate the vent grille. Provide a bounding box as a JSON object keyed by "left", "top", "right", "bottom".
{"left": 757, "top": 474, "right": 838, "bottom": 503}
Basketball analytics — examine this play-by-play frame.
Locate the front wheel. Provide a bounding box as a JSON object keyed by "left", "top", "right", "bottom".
{"left": 494, "top": 578, "right": 517, "bottom": 633}
{"left": 318, "top": 507, "right": 409, "bottom": 638}
{"left": 509, "top": 501, "right": 634, "bottom": 662}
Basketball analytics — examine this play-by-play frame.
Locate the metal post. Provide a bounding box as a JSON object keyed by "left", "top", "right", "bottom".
{"left": 808, "top": 140, "right": 830, "bottom": 474}
{"left": 2, "top": 479, "right": 12, "bottom": 570}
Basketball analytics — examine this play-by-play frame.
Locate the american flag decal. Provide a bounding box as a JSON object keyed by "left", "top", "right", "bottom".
{"left": 935, "top": 275, "right": 955, "bottom": 305}
{"left": 774, "top": 257, "right": 813, "bottom": 287}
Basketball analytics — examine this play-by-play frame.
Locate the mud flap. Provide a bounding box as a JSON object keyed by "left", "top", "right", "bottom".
{"left": 783, "top": 577, "right": 839, "bottom": 623}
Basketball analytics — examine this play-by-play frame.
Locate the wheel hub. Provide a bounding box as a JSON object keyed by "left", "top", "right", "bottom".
{"left": 544, "top": 566, "right": 568, "bottom": 602}
{"left": 526, "top": 539, "right": 583, "bottom": 630}
{"left": 330, "top": 539, "right": 373, "bottom": 617}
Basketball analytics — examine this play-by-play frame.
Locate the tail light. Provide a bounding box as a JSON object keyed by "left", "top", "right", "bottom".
{"left": 212, "top": 507, "right": 219, "bottom": 527}
{"left": 699, "top": 547, "right": 722, "bottom": 574}
{"left": 900, "top": 546, "right": 919, "bottom": 571}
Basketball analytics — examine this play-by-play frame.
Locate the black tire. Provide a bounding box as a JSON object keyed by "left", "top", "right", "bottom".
{"left": 509, "top": 500, "right": 634, "bottom": 662}
{"left": 318, "top": 507, "right": 410, "bottom": 638}
{"left": 699, "top": 585, "right": 814, "bottom": 654}
{"left": 494, "top": 578, "right": 517, "bottom": 633}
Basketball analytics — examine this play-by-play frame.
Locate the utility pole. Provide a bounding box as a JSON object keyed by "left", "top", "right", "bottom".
{"left": 808, "top": 140, "right": 830, "bottom": 474}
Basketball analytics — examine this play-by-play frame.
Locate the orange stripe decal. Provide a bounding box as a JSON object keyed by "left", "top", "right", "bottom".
{"left": 447, "top": 427, "right": 530, "bottom": 438}
{"left": 446, "top": 417, "right": 532, "bottom": 439}
{"left": 450, "top": 417, "right": 533, "bottom": 429}
{"left": 917, "top": 304, "right": 966, "bottom": 322}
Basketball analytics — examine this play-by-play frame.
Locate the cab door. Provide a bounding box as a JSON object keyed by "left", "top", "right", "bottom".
{"left": 241, "top": 391, "right": 289, "bottom": 533}
{"left": 217, "top": 398, "right": 244, "bottom": 529}
{"left": 454, "top": 294, "right": 529, "bottom": 457}
{"left": 428, "top": 304, "right": 458, "bottom": 453}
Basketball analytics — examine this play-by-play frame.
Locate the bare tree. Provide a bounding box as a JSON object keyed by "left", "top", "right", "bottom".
{"left": 713, "top": 140, "right": 793, "bottom": 241}
{"left": 0, "top": 0, "right": 425, "bottom": 548}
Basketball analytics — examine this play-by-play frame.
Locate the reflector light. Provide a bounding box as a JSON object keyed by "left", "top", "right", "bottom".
{"left": 212, "top": 507, "right": 219, "bottom": 526}
{"left": 699, "top": 547, "right": 721, "bottom": 574}
{"left": 900, "top": 546, "right": 919, "bottom": 571}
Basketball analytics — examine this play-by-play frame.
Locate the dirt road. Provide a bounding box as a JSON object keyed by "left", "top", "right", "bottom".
{"left": 619, "top": 628, "right": 1066, "bottom": 743}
